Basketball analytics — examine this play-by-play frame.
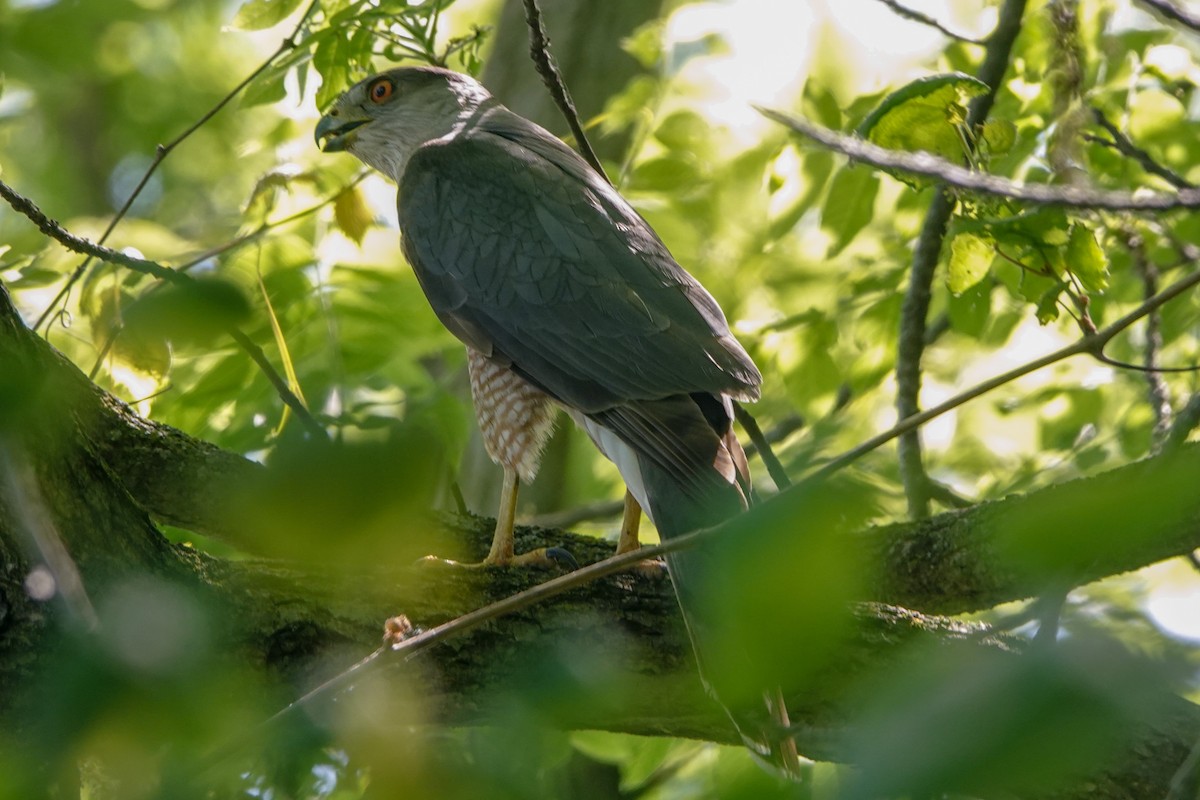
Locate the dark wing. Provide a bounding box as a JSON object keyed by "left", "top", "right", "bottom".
{"left": 397, "top": 115, "right": 760, "bottom": 416}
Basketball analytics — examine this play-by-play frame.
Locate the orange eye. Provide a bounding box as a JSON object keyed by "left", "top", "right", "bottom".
{"left": 368, "top": 78, "right": 394, "bottom": 104}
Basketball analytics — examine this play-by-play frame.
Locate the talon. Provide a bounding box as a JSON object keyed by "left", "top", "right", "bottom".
{"left": 543, "top": 546, "right": 579, "bottom": 570}
{"left": 509, "top": 546, "right": 577, "bottom": 569}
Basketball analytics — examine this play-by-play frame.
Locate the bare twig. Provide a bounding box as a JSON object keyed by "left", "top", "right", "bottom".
{"left": 755, "top": 109, "right": 1200, "bottom": 211}
{"left": 808, "top": 263, "right": 1200, "bottom": 484}
{"left": 1164, "top": 393, "right": 1200, "bottom": 454}
{"left": 1090, "top": 108, "right": 1195, "bottom": 190}
{"left": 33, "top": 0, "right": 322, "bottom": 332}
{"left": 872, "top": 0, "right": 988, "bottom": 45}
{"left": 743, "top": 414, "right": 806, "bottom": 458}
{"left": 87, "top": 173, "right": 368, "bottom": 380}
{"left": 733, "top": 402, "right": 792, "bottom": 489}
{"left": 895, "top": 0, "right": 1028, "bottom": 519}
{"left": 1135, "top": 0, "right": 1200, "bottom": 33}
{"left": 0, "top": 179, "right": 325, "bottom": 439}
{"left": 520, "top": 0, "right": 610, "bottom": 184}
{"left": 1126, "top": 233, "right": 1174, "bottom": 449}
{"left": 896, "top": 188, "right": 952, "bottom": 518}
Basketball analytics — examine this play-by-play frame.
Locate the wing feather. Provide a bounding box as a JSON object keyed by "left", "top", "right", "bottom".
{"left": 398, "top": 115, "right": 760, "bottom": 414}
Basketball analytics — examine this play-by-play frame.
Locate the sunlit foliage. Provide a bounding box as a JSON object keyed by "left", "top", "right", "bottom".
{"left": 2, "top": 0, "right": 1200, "bottom": 797}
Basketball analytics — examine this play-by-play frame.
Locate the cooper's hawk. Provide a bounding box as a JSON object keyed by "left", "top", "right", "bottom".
{"left": 315, "top": 67, "right": 792, "bottom": 767}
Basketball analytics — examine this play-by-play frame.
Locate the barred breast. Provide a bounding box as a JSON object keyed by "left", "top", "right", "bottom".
{"left": 466, "top": 348, "right": 558, "bottom": 482}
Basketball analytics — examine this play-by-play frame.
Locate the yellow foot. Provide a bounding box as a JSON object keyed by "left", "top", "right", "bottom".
{"left": 416, "top": 546, "right": 577, "bottom": 570}
{"left": 625, "top": 552, "right": 668, "bottom": 579}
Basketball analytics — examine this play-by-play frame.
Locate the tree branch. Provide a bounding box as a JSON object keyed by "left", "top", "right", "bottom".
{"left": 5, "top": 274, "right": 1200, "bottom": 797}
{"left": 520, "top": 0, "right": 609, "bottom": 183}
{"left": 872, "top": 0, "right": 988, "bottom": 45}
{"left": 32, "top": 0, "right": 322, "bottom": 331}
{"left": 1134, "top": 0, "right": 1200, "bottom": 33}
{"left": 0, "top": 179, "right": 325, "bottom": 439}
{"left": 755, "top": 108, "right": 1200, "bottom": 211}
{"left": 895, "top": 0, "right": 1027, "bottom": 518}
{"left": 1089, "top": 107, "right": 1195, "bottom": 190}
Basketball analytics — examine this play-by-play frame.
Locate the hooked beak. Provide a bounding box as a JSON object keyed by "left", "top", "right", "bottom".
{"left": 315, "top": 113, "right": 369, "bottom": 153}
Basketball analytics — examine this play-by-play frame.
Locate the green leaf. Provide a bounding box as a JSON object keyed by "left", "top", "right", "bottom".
{"left": 1035, "top": 284, "right": 1063, "bottom": 324}
{"left": 801, "top": 79, "right": 842, "bottom": 130}
{"left": 231, "top": 0, "right": 303, "bottom": 31}
{"left": 653, "top": 110, "right": 708, "bottom": 153}
{"left": 125, "top": 278, "right": 253, "bottom": 346}
{"left": 947, "top": 232, "right": 994, "bottom": 294}
{"left": 629, "top": 155, "right": 703, "bottom": 192}
{"left": 857, "top": 72, "right": 989, "bottom": 163}
{"left": 821, "top": 165, "right": 879, "bottom": 257}
{"left": 981, "top": 119, "right": 1016, "bottom": 155}
{"left": 314, "top": 33, "right": 355, "bottom": 112}
{"left": 620, "top": 19, "right": 664, "bottom": 69}
{"left": 334, "top": 185, "right": 372, "bottom": 245}
{"left": 1065, "top": 224, "right": 1109, "bottom": 292}
{"left": 948, "top": 278, "right": 992, "bottom": 337}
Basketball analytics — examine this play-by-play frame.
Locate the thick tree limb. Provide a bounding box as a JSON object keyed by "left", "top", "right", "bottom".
{"left": 4, "top": 279, "right": 1200, "bottom": 798}
{"left": 5, "top": 277, "right": 1200, "bottom": 616}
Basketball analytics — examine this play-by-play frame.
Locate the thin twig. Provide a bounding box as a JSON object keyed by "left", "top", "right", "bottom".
{"left": 1126, "top": 233, "right": 1174, "bottom": 449}
{"left": 1164, "top": 393, "right": 1200, "bottom": 454}
{"left": 33, "top": 0, "right": 321, "bottom": 332}
{"left": 87, "top": 173, "right": 368, "bottom": 380}
{"left": 0, "top": 179, "right": 325, "bottom": 439}
{"left": 1134, "top": 0, "right": 1200, "bottom": 33}
{"left": 528, "top": 499, "right": 624, "bottom": 529}
{"left": 872, "top": 0, "right": 988, "bottom": 45}
{"left": 755, "top": 108, "right": 1200, "bottom": 211}
{"left": 807, "top": 263, "right": 1200, "bottom": 483}
{"left": 520, "top": 0, "right": 610, "bottom": 184}
{"left": 734, "top": 402, "right": 792, "bottom": 489}
{"left": 1090, "top": 108, "right": 1195, "bottom": 190}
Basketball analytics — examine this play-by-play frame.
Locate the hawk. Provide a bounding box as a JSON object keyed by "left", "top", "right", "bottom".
{"left": 315, "top": 66, "right": 760, "bottom": 566}
{"left": 315, "top": 67, "right": 793, "bottom": 768}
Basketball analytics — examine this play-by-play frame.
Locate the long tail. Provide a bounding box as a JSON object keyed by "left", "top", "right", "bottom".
{"left": 579, "top": 393, "right": 802, "bottom": 776}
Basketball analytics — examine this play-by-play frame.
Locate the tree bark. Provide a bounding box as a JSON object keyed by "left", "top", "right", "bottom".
{"left": 2, "top": 281, "right": 1200, "bottom": 799}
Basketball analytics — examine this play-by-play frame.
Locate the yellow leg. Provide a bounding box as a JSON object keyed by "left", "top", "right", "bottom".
{"left": 615, "top": 492, "right": 642, "bottom": 555}
{"left": 475, "top": 469, "right": 573, "bottom": 568}
{"left": 482, "top": 468, "right": 520, "bottom": 565}
{"left": 420, "top": 468, "right": 576, "bottom": 569}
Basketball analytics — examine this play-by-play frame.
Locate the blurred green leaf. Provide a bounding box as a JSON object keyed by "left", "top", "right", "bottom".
{"left": 947, "top": 231, "right": 994, "bottom": 294}
{"left": 124, "top": 278, "right": 252, "bottom": 346}
{"left": 843, "top": 636, "right": 1177, "bottom": 799}
{"left": 232, "top": 0, "right": 303, "bottom": 31}
{"left": 334, "top": 185, "right": 372, "bottom": 244}
{"left": 1065, "top": 224, "right": 1109, "bottom": 292}
{"left": 821, "top": 166, "right": 878, "bottom": 257}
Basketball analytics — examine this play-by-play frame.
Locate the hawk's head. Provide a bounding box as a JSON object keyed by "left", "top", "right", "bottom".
{"left": 315, "top": 66, "right": 492, "bottom": 180}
